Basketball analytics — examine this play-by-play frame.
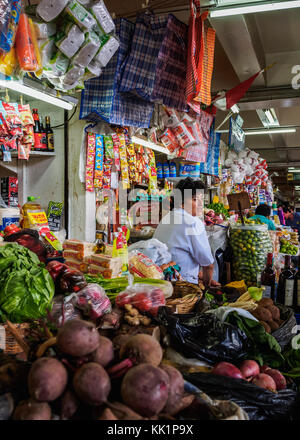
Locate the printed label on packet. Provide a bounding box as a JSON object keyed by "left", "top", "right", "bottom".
{"left": 111, "top": 133, "right": 121, "bottom": 171}
{"left": 86, "top": 133, "right": 96, "bottom": 192}
{"left": 94, "top": 134, "right": 104, "bottom": 189}
{"left": 103, "top": 135, "right": 114, "bottom": 161}
{"left": 118, "top": 134, "right": 130, "bottom": 190}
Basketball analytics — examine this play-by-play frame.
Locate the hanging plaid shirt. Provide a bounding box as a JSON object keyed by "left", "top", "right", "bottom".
{"left": 151, "top": 15, "right": 188, "bottom": 111}
{"left": 119, "top": 13, "right": 169, "bottom": 101}
{"left": 80, "top": 18, "right": 154, "bottom": 128}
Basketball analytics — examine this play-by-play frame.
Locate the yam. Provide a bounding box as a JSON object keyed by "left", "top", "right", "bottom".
{"left": 73, "top": 362, "right": 111, "bottom": 406}
{"left": 28, "top": 357, "right": 68, "bottom": 402}
{"left": 88, "top": 336, "right": 114, "bottom": 368}
{"left": 257, "top": 298, "right": 274, "bottom": 307}
{"left": 267, "top": 320, "right": 280, "bottom": 332}
{"left": 259, "top": 321, "right": 271, "bottom": 334}
{"left": 265, "top": 305, "right": 280, "bottom": 321}
{"left": 13, "top": 399, "right": 52, "bottom": 420}
{"left": 56, "top": 319, "right": 100, "bottom": 357}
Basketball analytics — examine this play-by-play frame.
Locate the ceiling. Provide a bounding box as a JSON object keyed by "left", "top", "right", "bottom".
{"left": 27, "top": 0, "right": 300, "bottom": 199}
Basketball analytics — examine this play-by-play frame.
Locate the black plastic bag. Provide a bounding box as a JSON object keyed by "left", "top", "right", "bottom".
{"left": 156, "top": 307, "right": 251, "bottom": 365}
{"left": 183, "top": 372, "right": 298, "bottom": 420}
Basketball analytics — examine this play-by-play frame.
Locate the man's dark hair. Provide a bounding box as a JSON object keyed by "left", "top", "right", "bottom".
{"left": 255, "top": 204, "right": 271, "bottom": 217}
{"left": 282, "top": 205, "right": 293, "bottom": 213}
{"left": 170, "top": 177, "right": 206, "bottom": 210}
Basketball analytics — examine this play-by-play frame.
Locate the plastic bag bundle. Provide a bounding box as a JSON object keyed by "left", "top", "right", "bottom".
{"left": 116, "top": 283, "right": 168, "bottom": 316}
{"left": 91, "top": 0, "right": 115, "bottom": 35}
{"left": 56, "top": 24, "right": 85, "bottom": 58}
{"left": 230, "top": 224, "right": 273, "bottom": 286}
{"left": 37, "top": 0, "right": 70, "bottom": 22}
{"left": 72, "top": 31, "right": 100, "bottom": 67}
{"left": 75, "top": 283, "right": 112, "bottom": 320}
{"left": 32, "top": 20, "right": 57, "bottom": 39}
{"left": 49, "top": 294, "right": 83, "bottom": 327}
{"left": 66, "top": 0, "right": 97, "bottom": 30}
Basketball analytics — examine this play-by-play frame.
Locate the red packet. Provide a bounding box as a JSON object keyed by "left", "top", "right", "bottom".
{"left": 86, "top": 133, "right": 96, "bottom": 192}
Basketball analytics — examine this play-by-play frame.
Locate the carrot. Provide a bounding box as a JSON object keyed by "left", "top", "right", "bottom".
{"left": 15, "top": 13, "right": 38, "bottom": 72}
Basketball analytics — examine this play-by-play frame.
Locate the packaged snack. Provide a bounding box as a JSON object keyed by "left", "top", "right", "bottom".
{"left": 56, "top": 24, "right": 85, "bottom": 59}
{"left": 0, "top": 0, "right": 21, "bottom": 54}
{"left": 72, "top": 31, "right": 100, "bottom": 67}
{"left": 63, "top": 249, "right": 83, "bottom": 261}
{"left": 129, "top": 252, "right": 163, "bottom": 279}
{"left": 88, "top": 264, "right": 120, "bottom": 279}
{"left": 102, "top": 161, "right": 112, "bottom": 189}
{"left": 94, "top": 134, "right": 104, "bottom": 189}
{"left": 88, "top": 254, "right": 122, "bottom": 271}
{"left": 0, "top": 1, "right": 12, "bottom": 42}
{"left": 32, "top": 19, "right": 56, "bottom": 39}
{"left": 65, "top": 258, "right": 89, "bottom": 272}
{"left": 173, "top": 122, "right": 196, "bottom": 148}
{"left": 0, "top": 47, "right": 17, "bottom": 76}
{"left": 39, "top": 38, "right": 55, "bottom": 68}
{"left": 75, "top": 284, "right": 112, "bottom": 320}
{"left": 29, "top": 18, "right": 43, "bottom": 76}
{"left": 1, "top": 102, "right": 22, "bottom": 138}
{"left": 160, "top": 128, "right": 179, "bottom": 153}
{"left": 47, "top": 201, "right": 64, "bottom": 231}
{"left": 86, "top": 132, "right": 96, "bottom": 192}
{"left": 103, "top": 135, "right": 114, "bottom": 160}
{"left": 127, "top": 143, "right": 138, "bottom": 183}
{"left": 118, "top": 134, "right": 130, "bottom": 190}
{"left": 90, "top": 0, "right": 115, "bottom": 35}
{"left": 95, "top": 35, "right": 119, "bottom": 67}
{"left": 15, "top": 14, "right": 39, "bottom": 72}
{"left": 115, "top": 284, "right": 166, "bottom": 316}
{"left": 63, "top": 239, "right": 95, "bottom": 255}
{"left": 37, "top": 0, "right": 70, "bottom": 22}
{"left": 66, "top": 1, "right": 97, "bottom": 30}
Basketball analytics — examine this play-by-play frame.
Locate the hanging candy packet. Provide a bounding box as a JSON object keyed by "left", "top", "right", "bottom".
{"left": 173, "top": 122, "right": 196, "bottom": 148}
{"left": 103, "top": 135, "right": 114, "bottom": 161}
{"left": 160, "top": 128, "right": 179, "bottom": 153}
{"left": 1, "top": 102, "right": 22, "bottom": 139}
{"left": 0, "top": 47, "right": 17, "bottom": 76}
{"left": 118, "top": 134, "right": 130, "bottom": 190}
{"left": 111, "top": 133, "right": 121, "bottom": 171}
{"left": 127, "top": 143, "right": 137, "bottom": 184}
{"left": 0, "top": 0, "right": 21, "bottom": 54}
{"left": 102, "top": 160, "right": 112, "bottom": 189}
{"left": 94, "top": 134, "right": 104, "bottom": 189}
{"left": 86, "top": 132, "right": 96, "bottom": 192}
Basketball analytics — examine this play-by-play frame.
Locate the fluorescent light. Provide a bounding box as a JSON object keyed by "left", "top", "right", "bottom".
{"left": 210, "top": 1, "right": 300, "bottom": 17}
{"left": 0, "top": 79, "right": 74, "bottom": 110}
{"left": 288, "top": 169, "right": 300, "bottom": 173}
{"left": 131, "top": 136, "right": 169, "bottom": 154}
{"left": 231, "top": 104, "right": 240, "bottom": 113}
{"left": 265, "top": 109, "right": 276, "bottom": 125}
{"left": 245, "top": 128, "right": 296, "bottom": 135}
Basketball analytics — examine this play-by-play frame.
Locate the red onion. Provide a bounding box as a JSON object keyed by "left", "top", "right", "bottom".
{"left": 252, "top": 373, "right": 276, "bottom": 392}
{"left": 212, "top": 362, "right": 243, "bottom": 379}
{"left": 239, "top": 360, "right": 260, "bottom": 380}
{"left": 265, "top": 369, "right": 287, "bottom": 391}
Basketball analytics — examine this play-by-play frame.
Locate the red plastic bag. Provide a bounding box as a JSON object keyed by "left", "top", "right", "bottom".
{"left": 75, "top": 283, "right": 112, "bottom": 321}
{"left": 115, "top": 284, "right": 166, "bottom": 316}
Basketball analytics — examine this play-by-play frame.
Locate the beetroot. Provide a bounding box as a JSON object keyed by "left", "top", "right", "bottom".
{"left": 56, "top": 319, "right": 100, "bottom": 357}
{"left": 108, "top": 334, "right": 163, "bottom": 378}
{"left": 28, "top": 357, "right": 68, "bottom": 402}
{"left": 252, "top": 373, "right": 276, "bottom": 392}
{"left": 13, "top": 399, "right": 52, "bottom": 420}
{"left": 88, "top": 336, "right": 114, "bottom": 368}
{"left": 60, "top": 390, "right": 79, "bottom": 420}
{"left": 212, "top": 362, "right": 243, "bottom": 379}
{"left": 73, "top": 362, "right": 111, "bottom": 406}
{"left": 239, "top": 360, "right": 260, "bottom": 380}
{"left": 260, "top": 365, "right": 271, "bottom": 374}
{"left": 160, "top": 364, "right": 185, "bottom": 416}
{"left": 121, "top": 363, "right": 170, "bottom": 417}
{"left": 265, "top": 369, "right": 287, "bottom": 391}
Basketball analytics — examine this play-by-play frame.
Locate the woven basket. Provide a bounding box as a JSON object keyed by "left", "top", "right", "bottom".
{"left": 166, "top": 294, "right": 199, "bottom": 314}
{"left": 172, "top": 281, "right": 204, "bottom": 299}
{"left": 272, "top": 304, "right": 297, "bottom": 350}
{"left": 3, "top": 323, "right": 30, "bottom": 355}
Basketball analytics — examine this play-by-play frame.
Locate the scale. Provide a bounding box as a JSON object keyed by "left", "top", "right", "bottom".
{"left": 227, "top": 192, "right": 251, "bottom": 226}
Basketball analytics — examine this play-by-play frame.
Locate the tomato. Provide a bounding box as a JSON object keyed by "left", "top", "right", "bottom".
{"left": 133, "top": 293, "right": 153, "bottom": 312}
{"left": 115, "top": 293, "right": 131, "bottom": 308}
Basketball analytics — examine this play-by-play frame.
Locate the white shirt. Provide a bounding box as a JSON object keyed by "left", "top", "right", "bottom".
{"left": 153, "top": 208, "right": 214, "bottom": 284}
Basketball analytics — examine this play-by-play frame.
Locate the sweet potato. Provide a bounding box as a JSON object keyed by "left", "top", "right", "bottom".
{"left": 265, "top": 305, "right": 280, "bottom": 321}
{"left": 121, "top": 363, "right": 170, "bottom": 417}
{"left": 259, "top": 321, "right": 271, "bottom": 334}
{"left": 258, "top": 298, "right": 274, "bottom": 307}
{"left": 56, "top": 319, "right": 100, "bottom": 357}
{"left": 88, "top": 336, "right": 114, "bottom": 368}
{"left": 60, "top": 389, "right": 79, "bottom": 420}
{"left": 252, "top": 306, "right": 272, "bottom": 322}
{"left": 267, "top": 320, "right": 280, "bottom": 332}
{"left": 73, "top": 362, "right": 111, "bottom": 406}
{"left": 160, "top": 364, "right": 185, "bottom": 416}
{"left": 28, "top": 357, "right": 68, "bottom": 402}
{"left": 13, "top": 399, "right": 52, "bottom": 420}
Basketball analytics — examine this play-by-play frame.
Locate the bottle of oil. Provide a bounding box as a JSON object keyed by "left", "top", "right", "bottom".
{"left": 93, "top": 231, "right": 106, "bottom": 254}
{"left": 21, "top": 196, "right": 41, "bottom": 229}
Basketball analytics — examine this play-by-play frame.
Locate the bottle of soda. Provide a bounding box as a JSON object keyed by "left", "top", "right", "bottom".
{"left": 45, "top": 116, "right": 54, "bottom": 151}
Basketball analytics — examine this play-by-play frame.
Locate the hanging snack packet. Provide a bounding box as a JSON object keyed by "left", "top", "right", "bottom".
{"left": 66, "top": 1, "right": 97, "bottom": 31}
{"left": 18, "top": 104, "right": 34, "bottom": 145}
{"left": 2, "top": 102, "right": 22, "bottom": 139}
{"left": 15, "top": 14, "right": 39, "bottom": 72}
{"left": 56, "top": 24, "right": 85, "bottom": 59}
{"left": 94, "top": 134, "right": 104, "bottom": 189}
{"left": 72, "top": 31, "right": 100, "bottom": 67}
{"left": 37, "top": 0, "right": 70, "bottom": 22}
{"left": 0, "top": 48, "right": 17, "bottom": 77}
{"left": 90, "top": 0, "right": 115, "bottom": 35}
{"left": 94, "top": 35, "right": 119, "bottom": 68}
{"left": 43, "top": 49, "right": 70, "bottom": 78}
{"left": 103, "top": 135, "right": 114, "bottom": 161}
{"left": 32, "top": 19, "right": 56, "bottom": 39}
{"left": 29, "top": 18, "right": 43, "bottom": 76}
{"left": 173, "top": 122, "right": 196, "bottom": 148}
{"left": 111, "top": 133, "right": 121, "bottom": 171}
{"left": 86, "top": 132, "right": 96, "bottom": 192}
{"left": 160, "top": 128, "right": 179, "bottom": 153}
{"left": 63, "top": 63, "right": 85, "bottom": 85}
{"left": 127, "top": 143, "right": 137, "bottom": 184}
{"left": 0, "top": 0, "right": 21, "bottom": 54}
{"left": 118, "top": 134, "right": 130, "bottom": 190}
{"left": 102, "top": 160, "right": 112, "bottom": 189}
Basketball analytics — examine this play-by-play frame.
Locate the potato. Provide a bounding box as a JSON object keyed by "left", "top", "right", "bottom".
{"left": 56, "top": 319, "right": 101, "bottom": 357}
{"left": 265, "top": 305, "right": 280, "bottom": 321}
{"left": 258, "top": 298, "right": 274, "bottom": 307}
{"left": 88, "top": 336, "right": 114, "bottom": 368}
{"left": 252, "top": 306, "right": 272, "bottom": 322}
{"left": 28, "top": 357, "right": 68, "bottom": 402}
{"left": 13, "top": 399, "right": 52, "bottom": 420}
{"left": 73, "top": 362, "right": 111, "bottom": 406}
{"left": 259, "top": 321, "right": 271, "bottom": 334}
{"left": 267, "top": 320, "right": 280, "bottom": 332}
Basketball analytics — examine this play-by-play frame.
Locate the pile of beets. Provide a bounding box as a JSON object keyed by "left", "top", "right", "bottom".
{"left": 212, "top": 360, "right": 287, "bottom": 392}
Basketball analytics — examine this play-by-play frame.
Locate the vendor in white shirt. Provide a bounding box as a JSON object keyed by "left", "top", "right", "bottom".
{"left": 154, "top": 177, "right": 219, "bottom": 287}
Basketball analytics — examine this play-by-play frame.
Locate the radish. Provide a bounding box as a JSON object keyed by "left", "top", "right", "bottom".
{"left": 212, "top": 362, "right": 243, "bottom": 379}
{"left": 265, "top": 369, "right": 287, "bottom": 391}
{"left": 252, "top": 373, "right": 276, "bottom": 392}
{"left": 239, "top": 360, "right": 260, "bottom": 380}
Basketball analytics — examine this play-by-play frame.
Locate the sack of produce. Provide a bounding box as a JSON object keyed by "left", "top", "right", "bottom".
{"left": 230, "top": 224, "right": 273, "bottom": 286}
{"left": 183, "top": 372, "right": 298, "bottom": 420}
{"left": 156, "top": 307, "right": 250, "bottom": 365}
{"left": 75, "top": 283, "right": 111, "bottom": 320}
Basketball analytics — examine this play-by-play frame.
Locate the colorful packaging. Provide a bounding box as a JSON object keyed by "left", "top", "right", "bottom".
{"left": 0, "top": 47, "right": 17, "bottom": 76}
{"left": 169, "top": 162, "right": 177, "bottom": 178}
{"left": 47, "top": 201, "right": 64, "bottom": 231}
{"left": 94, "top": 134, "right": 104, "bottom": 189}
{"left": 66, "top": 1, "right": 97, "bottom": 31}
{"left": 103, "top": 135, "right": 114, "bottom": 161}
{"left": 15, "top": 14, "right": 39, "bottom": 72}
{"left": 160, "top": 128, "right": 179, "bottom": 153}
{"left": 0, "top": 0, "right": 21, "bottom": 54}
{"left": 63, "top": 239, "right": 94, "bottom": 255}
{"left": 129, "top": 252, "right": 163, "bottom": 279}
{"left": 111, "top": 133, "right": 121, "bottom": 171}
{"left": 118, "top": 134, "right": 130, "bottom": 190}
{"left": 173, "top": 122, "right": 196, "bottom": 148}
{"left": 102, "top": 161, "right": 112, "bottom": 189}
{"left": 86, "top": 132, "right": 96, "bottom": 192}
{"left": 163, "top": 162, "right": 170, "bottom": 179}
{"left": 127, "top": 143, "right": 137, "bottom": 183}
{"left": 156, "top": 162, "right": 163, "bottom": 179}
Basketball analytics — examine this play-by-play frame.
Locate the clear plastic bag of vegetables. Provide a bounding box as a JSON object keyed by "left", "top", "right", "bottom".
{"left": 47, "top": 294, "right": 83, "bottom": 328}
{"left": 75, "top": 284, "right": 112, "bottom": 321}
{"left": 230, "top": 224, "right": 273, "bottom": 287}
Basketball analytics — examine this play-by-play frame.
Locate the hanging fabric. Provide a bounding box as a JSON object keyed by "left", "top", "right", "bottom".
{"left": 184, "top": 108, "right": 214, "bottom": 163}
{"left": 80, "top": 18, "right": 154, "bottom": 128}
{"left": 200, "top": 123, "right": 221, "bottom": 176}
{"left": 186, "top": 0, "right": 216, "bottom": 112}
{"left": 151, "top": 14, "right": 188, "bottom": 111}
{"left": 119, "top": 12, "right": 169, "bottom": 101}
